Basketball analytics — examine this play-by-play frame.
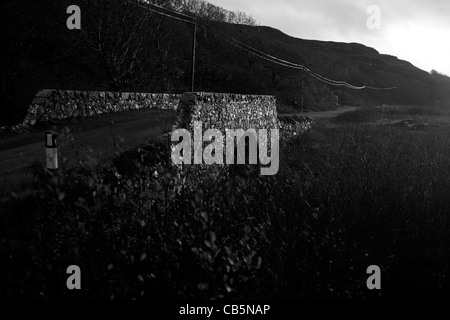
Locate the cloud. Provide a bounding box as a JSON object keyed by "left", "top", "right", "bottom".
{"left": 208, "top": 0, "right": 450, "bottom": 75}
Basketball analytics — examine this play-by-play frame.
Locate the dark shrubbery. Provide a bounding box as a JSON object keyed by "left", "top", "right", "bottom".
{"left": 1, "top": 117, "right": 450, "bottom": 299}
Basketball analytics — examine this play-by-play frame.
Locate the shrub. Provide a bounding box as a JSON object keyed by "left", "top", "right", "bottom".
{"left": 1, "top": 119, "right": 450, "bottom": 299}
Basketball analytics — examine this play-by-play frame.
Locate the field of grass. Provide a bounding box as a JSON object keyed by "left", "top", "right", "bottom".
{"left": 1, "top": 106, "right": 450, "bottom": 299}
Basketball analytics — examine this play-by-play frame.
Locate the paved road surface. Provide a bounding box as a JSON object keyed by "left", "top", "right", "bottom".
{"left": 0, "top": 109, "right": 176, "bottom": 190}
{"left": 285, "top": 106, "right": 359, "bottom": 122}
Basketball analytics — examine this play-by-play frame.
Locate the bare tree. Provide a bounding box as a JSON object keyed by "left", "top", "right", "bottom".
{"left": 74, "top": 0, "right": 181, "bottom": 91}
{"left": 174, "top": 0, "right": 256, "bottom": 25}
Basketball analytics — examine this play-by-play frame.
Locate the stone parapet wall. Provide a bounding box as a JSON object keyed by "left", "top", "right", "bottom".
{"left": 169, "top": 93, "right": 312, "bottom": 180}
{"left": 175, "top": 92, "right": 279, "bottom": 132}
{"left": 22, "top": 89, "right": 181, "bottom": 126}
{"left": 278, "top": 115, "right": 313, "bottom": 141}
{"left": 1, "top": 90, "right": 313, "bottom": 140}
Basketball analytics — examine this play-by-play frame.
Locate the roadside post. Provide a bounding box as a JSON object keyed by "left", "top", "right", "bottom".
{"left": 45, "top": 131, "right": 58, "bottom": 170}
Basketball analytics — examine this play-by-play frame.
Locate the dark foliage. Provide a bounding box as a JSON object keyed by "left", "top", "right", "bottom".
{"left": 1, "top": 112, "right": 450, "bottom": 299}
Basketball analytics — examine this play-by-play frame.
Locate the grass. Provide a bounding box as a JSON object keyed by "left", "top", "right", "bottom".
{"left": 332, "top": 107, "right": 381, "bottom": 123}
{"left": 1, "top": 106, "right": 450, "bottom": 299}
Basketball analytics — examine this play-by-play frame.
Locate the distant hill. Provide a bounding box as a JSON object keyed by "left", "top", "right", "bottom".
{"left": 1, "top": 0, "right": 450, "bottom": 125}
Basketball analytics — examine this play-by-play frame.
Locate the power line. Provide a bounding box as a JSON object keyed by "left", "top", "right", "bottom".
{"left": 129, "top": 0, "right": 195, "bottom": 24}
{"left": 208, "top": 27, "right": 347, "bottom": 86}
{"left": 129, "top": 0, "right": 397, "bottom": 91}
{"left": 203, "top": 25, "right": 396, "bottom": 90}
{"left": 138, "top": 0, "right": 196, "bottom": 20}
{"left": 206, "top": 26, "right": 396, "bottom": 90}
{"left": 209, "top": 28, "right": 311, "bottom": 72}
{"left": 364, "top": 86, "right": 398, "bottom": 90}
{"left": 131, "top": 0, "right": 353, "bottom": 88}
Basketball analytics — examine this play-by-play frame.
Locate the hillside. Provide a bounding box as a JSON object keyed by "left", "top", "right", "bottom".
{"left": 1, "top": 0, "right": 450, "bottom": 125}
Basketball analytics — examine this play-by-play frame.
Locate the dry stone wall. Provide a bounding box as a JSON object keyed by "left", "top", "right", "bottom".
{"left": 2, "top": 90, "right": 312, "bottom": 140}
{"left": 22, "top": 89, "right": 181, "bottom": 126}
{"left": 174, "top": 92, "right": 279, "bottom": 132}
{"left": 174, "top": 92, "right": 312, "bottom": 139}
{"left": 170, "top": 92, "right": 312, "bottom": 180}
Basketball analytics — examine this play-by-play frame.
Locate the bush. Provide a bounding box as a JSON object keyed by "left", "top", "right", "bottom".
{"left": 1, "top": 121, "right": 450, "bottom": 299}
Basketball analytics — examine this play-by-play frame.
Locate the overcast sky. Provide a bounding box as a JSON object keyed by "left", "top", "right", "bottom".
{"left": 208, "top": 0, "right": 450, "bottom": 76}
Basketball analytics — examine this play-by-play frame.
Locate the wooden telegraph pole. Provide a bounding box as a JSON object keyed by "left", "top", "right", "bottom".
{"left": 191, "top": 16, "right": 197, "bottom": 92}
{"left": 301, "top": 68, "right": 304, "bottom": 112}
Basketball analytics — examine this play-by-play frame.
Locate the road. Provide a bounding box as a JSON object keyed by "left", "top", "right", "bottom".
{"left": 304, "top": 106, "right": 358, "bottom": 121}
{"left": 285, "top": 106, "right": 359, "bottom": 122}
{"left": 0, "top": 109, "right": 176, "bottom": 190}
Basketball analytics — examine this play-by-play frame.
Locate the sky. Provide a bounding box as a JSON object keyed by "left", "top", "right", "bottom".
{"left": 208, "top": 0, "right": 450, "bottom": 76}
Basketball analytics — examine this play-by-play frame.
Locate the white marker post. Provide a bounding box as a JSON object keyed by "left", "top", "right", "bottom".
{"left": 45, "top": 131, "right": 58, "bottom": 170}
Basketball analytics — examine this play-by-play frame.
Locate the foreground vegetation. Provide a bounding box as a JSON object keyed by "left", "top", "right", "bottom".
{"left": 1, "top": 106, "right": 450, "bottom": 299}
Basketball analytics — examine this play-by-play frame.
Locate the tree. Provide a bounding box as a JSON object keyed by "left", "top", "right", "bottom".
{"left": 73, "top": 0, "right": 184, "bottom": 91}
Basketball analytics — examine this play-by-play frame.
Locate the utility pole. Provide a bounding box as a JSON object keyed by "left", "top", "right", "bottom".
{"left": 191, "top": 16, "right": 197, "bottom": 92}
{"left": 301, "top": 68, "right": 304, "bottom": 112}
